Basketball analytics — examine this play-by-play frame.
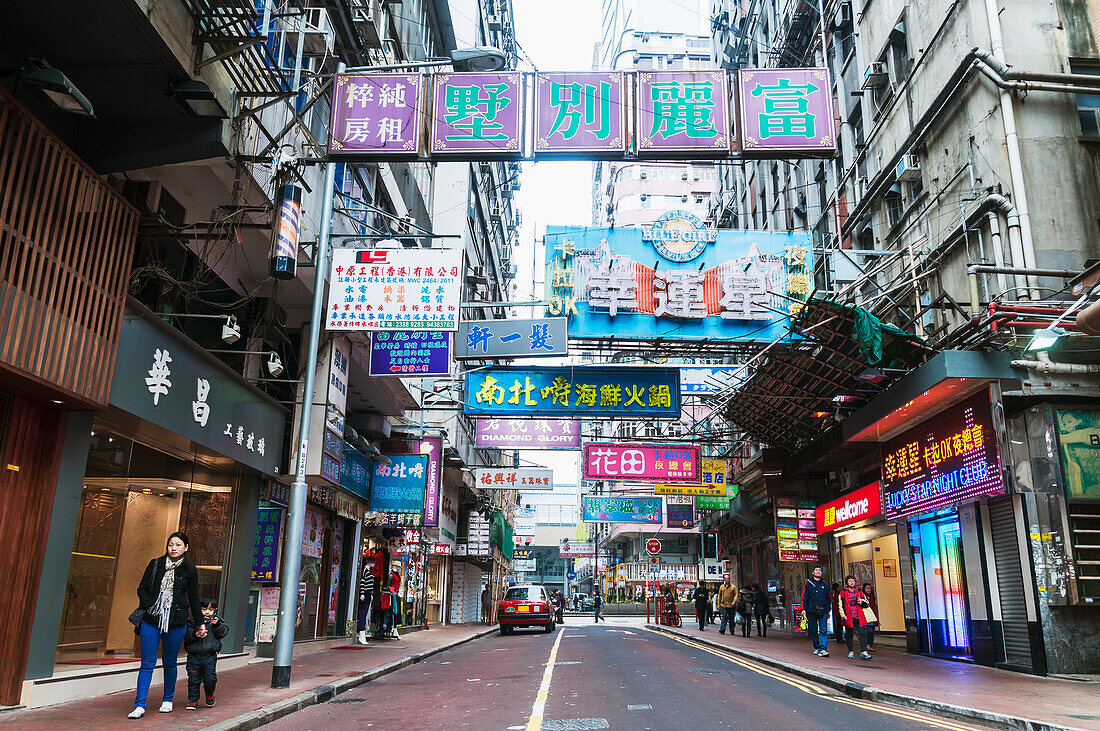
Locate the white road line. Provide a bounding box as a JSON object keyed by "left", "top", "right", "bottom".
{"left": 525, "top": 627, "right": 566, "bottom": 731}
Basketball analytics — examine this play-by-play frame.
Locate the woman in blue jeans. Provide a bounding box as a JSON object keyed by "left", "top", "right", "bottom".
{"left": 128, "top": 532, "right": 202, "bottom": 718}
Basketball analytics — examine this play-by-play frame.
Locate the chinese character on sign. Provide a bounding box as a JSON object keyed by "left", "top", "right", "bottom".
{"left": 548, "top": 81, "right": 612, "bottom": 140}
{"left": 720, "top": 269, "right": 771, "bottom": 320}
{"left": 444, "top": 83, "right": 511, "bottom": 141}
{"left": 530, "top": 323, "right": 553, "bottom": 351}
{"left": 192, "top": 378, "right": 210, "bottom": 427}
{"left": 467, "top": 325, "right": 494, "bottom": 353}
{"left": 587, "top": 262, "right": 638, "bottom": 317}
{"left": 654, "top": 272, "right": 707, "bottom": 318}
{"left": 590, "top": 448, "right": 619, "bottom": 475}
{"left": 751, "top": 78, "right": 819, "bottom": 139}
{"left": 146, "top": 349, "right": 172, "bottom": 406}
{"left": 649, "top": 81, "right": 718, "bottom": 139}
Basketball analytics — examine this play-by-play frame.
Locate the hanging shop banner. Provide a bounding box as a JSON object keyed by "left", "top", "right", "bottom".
{"left": 534, "top": 71, "right": 627, "bottom": 156}
{"left": 737, "top": 68, "right": 837, "bottom": 155}
{"left": 583, "top": 442, "right": 701, "bottom": 483}
{"left": 582, "top": 496, "right": 662, "bottom": 524}
{"left": 338, "top": 446, "right": 371, "bottom": 501}
{"left": 370, "top": 455, "right": 428, "bottom": 514}
{"left": 250, "top": 507, "right": 283, "bottom": 582}
{"left": 666, "top": 500, "right": 696, "bottom": 528}
{"left": 696, "top": 495, "right": 732, "bottom": 511}
{"left": 880, "top": 390, "right": 1005, "bottom": 521}
{"left": 514, "top": 507, "right": 537, "bottom": 536}
{"left": 302, "top": 507, "right": 326, "bottom": 559}
{"left": 544, "top": 214, "right": 812, "bottom": 342}
{"left": 368, "top": 331, "right": 451, "bottom": 377}
{"left": 326, "top": 248, "right": 462, "bottom": 331}
{"left": 816, "top": 481, "right": 883, "bottom": 534}
{"left": 636, "top": 70, "right": 732, "bottom": 156}
{"left": 776, "top": 497, "right": 820, "bottom": 562}
{"left": 456, "top": 317, "right": 568, "bottom": 359}
{"left": 1054, "top": 409, "right": 1100, "bottom": 499}
{"left": 474, "top": 418, "right": 581, "bottom": 449}
{"left": 655, "top": 458, "right": 728, "bottom": 495}
{"left": 559, "top": 540, "right": 596, "bottom": 558}
{"left": 464, "top": 366, "right": 680, "bottom": 418}
{"left": 379, "top": 436, "right": 442, "bottom": 526}
{"left": 329, "top": 73, "right": 423, "bottom": 157}
{"left": 679, "top": 366, "right": 744, "bottom": 395}
{"left": 473, "top": 467, "right": 554, "bottom": 491}
{"left": 431, "top": 72, "right": 523, "bottom": 157}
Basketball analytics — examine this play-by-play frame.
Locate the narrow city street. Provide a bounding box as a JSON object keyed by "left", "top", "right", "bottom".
{"left": 270, "top": 618, "right": 978, "bottom": 730}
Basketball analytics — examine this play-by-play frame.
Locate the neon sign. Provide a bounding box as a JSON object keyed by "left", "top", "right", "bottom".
{"left": 881, "top": 390, "right": 1004, "bottom": 521}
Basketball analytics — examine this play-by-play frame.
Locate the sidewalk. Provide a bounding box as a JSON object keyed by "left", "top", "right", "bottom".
{"left": 647, "top": 623, "right": 1100, "bottom": 731}
{"left": 0, "top": 624, "right": 495, "bottom": 730}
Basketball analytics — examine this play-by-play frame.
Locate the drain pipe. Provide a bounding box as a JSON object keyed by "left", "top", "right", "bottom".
{"left": 1011, "top": 352, "right": 1100, "bottom": 375}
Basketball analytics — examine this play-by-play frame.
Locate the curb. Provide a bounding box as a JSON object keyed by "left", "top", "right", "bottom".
{"left": 645, "top": 624, "right": 1081, "bottom": 731}
{"left": 205, "top": 626, "right": 499, "bottom": 731}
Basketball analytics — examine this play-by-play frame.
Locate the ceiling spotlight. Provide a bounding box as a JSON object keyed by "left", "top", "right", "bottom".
{"left": 1026, "top": 326, "right": 1066, "bottom": 352}
{"left": 266, "top": 351, "right": 285, "bottom": 377}
{"left": 221, "top": 315, "right": 241, "bottom": 344}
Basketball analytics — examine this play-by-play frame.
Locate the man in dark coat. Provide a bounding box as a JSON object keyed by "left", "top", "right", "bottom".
{"left": 692, "top": 580, "right": 710, "bottom": 631}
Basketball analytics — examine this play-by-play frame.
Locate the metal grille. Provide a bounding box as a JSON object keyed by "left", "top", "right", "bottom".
{"left": 988, "top": 495, "right": 1033, "bottom": 670}
{"left": 0, "top": 88, "right": 138, "bottom": 406}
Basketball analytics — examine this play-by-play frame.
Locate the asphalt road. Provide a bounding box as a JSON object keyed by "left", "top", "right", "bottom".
{"left": 268, "top": 618, "right": 979, "bottom": 730}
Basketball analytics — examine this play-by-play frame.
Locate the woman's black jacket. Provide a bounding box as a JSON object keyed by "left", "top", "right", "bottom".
{"left": 137, "top": 557, "right": 203, "bottom": 629}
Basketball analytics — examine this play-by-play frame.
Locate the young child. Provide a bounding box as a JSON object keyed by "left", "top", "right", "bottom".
{"left": 184, "top": 596, "right": 229, "bottom": 710}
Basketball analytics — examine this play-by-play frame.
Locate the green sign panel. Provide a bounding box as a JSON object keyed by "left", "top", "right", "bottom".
{"left": 696, "top": 495, "right": 731, "bottom": 511}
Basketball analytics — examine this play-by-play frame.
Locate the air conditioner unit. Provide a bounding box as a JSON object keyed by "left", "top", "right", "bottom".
{"left": 466, "top": 266, "right": 487, "bottom": 285}
{"left": 349, "top": 0, "right": 382, "bottom": 47}
{"left": 832, "top": 0, "right": 853, "bottom": 29}
{"left": 639, "top": 170, "right": 648, "bottom": 179}
{"left": 681, "top": 171, "right": 689, "bottom": 180}
{"left": 640, "top": 194, "right": 648, "bottom": 201}
{"left": 863, "top": 61, "right": 888, "bottom": 88}
{"left": 487, "top": 13, "right": 502, "bottom": 31}
{"left": 287, "top": 7, "right": 333, "bottom": 57}
{"left": 894, "top": 153, "right": 921, "bottom": 181}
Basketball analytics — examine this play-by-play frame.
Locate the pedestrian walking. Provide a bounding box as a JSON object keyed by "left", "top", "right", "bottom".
{"left": 862, "top": 582, "right": 879, "bottom": 652}
{"left": 356, "top": 558, "right": 376, "bottom": 644}
{"left": 183, "top": 596, "right": 228, "bottom": 711}
{"left": 128, "top": 532, "right": 202, "bottom": 718}
{"left": 831, "top": 582, "right": 844, "bottom": 644}
{"left": 716, "top": 574, "right": 738, "bottom": 635}
{"left": 593, "top": 591, "right": 604, "bottom": 623}
{"left": 751, "top": 583, "right": 770, "bottom": 637}
{"left": 553, "top": 590, "right": 565, "bottom": 624}
{"left": 692, "top": 580, "right": 709, "bottom": 631}
{"left": 802, "top": 566, "right": 832, "bottom": 657}
{"left": 481, "top": 582, "right": 492, "bottom": 624}
{"left": 709, "top": 584, "right": 720, "bottom": 625}
{"left": 736, "top": 585, "right": 753, "bottom": 637}
{"left": 839, "top": 575, "right": 873, "bottom": 660}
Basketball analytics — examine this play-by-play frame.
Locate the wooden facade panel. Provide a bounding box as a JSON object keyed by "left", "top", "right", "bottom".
{"left": 0, "top": 88, "right": 139, "bottom": 406}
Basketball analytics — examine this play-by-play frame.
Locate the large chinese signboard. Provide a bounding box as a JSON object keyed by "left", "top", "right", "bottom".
{"left": 816, "top": 482, "right": 882, "bottom": 534}
{"left": 456, "top": 317, "right": 568, "bottom": 359}
{"left": 370, "top": 455, "right": 428, "bottom": 514}
{"left": 474, "top": 418, "right": 580, "bottom": 449}
{"left": 250, "top": 507, "right": 283, "bottom": 582}
{"left": 776, "top": 497, "right": 820, "bottom": 562}
{"left": 379, "top": 437, "right": 442, "bottom": 527}
{"left": 880, "top": 390, "right": 1005, "bottom": 521}
{"left": 463, "top": 366, "right": 680, "bottom": 418}
{"left": 431, "top": 72, "right": 522, "bottom": 157}
{"left": 666, "top": 500, "right": 695, "bottom": 528}
{"left": 582, "top": 443, "right": 701, "bottom": 483}
{"left": 582, "top": 496, "right": 663, "bottom": 524}
{"left": 326, "top": 248, "right": 462, "bottom": 331}
{"left": 534, "top": 72, "right": 626, "bottom": 156}
{"left": 654, "top": 458, "right": 728, "bottom": 495}
{"left": 330, "top": 73, "right": 422, "bottom": 157}
{"left": 738, "top": 68, "right": 836, "bottom": 155}
{"left": 473, "top": 467, "right": 554, "bottom": 491}
{"left": 636, "top": 70, "right": 732, "bottom": 156}
{"left": 369, "top": 331, "right": 451, "bottom": 376}
{"left": 697, "top": 495, "right": 732, "bottom": 511}
{"left": 545, "top": 213, "right": 812, "bottom": 342}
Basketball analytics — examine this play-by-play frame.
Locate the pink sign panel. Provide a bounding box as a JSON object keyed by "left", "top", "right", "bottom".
{"left": 636, "top": 70, "right": 731, "bottom": 155}
{"left": 737, "top": 67, "right": 837, "bottom": 154}
{"left": 431, "top": 72, "right": 522, "bottom": 156}
{"left": 582, "top": 442, "right": 701, "bottom": 483}
{"left": 534, "top": 72, "right": 626, "bottom": 155}
{"left": 329, "top": 73, "right": 422, "bottom": 156}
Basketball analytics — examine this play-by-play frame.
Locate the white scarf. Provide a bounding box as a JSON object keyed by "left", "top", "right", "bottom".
{"left": 155, "top": 556, "right": 183, "bottom": 633}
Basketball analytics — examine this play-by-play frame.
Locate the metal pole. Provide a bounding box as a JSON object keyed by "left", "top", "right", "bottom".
{"left": 271, "top": 61, "right": 344, "bottom": 689}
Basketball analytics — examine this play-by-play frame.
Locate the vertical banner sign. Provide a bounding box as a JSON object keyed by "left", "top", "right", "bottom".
{"left": 329, "top": 73, "right": 423, "bottom": 156}
{"left": 250, "top": 507, "right": 283, "bottom": 582}
{"left": 369, "top": 332, "right": 452, "bottom": 376}
{"left": 431, "top": 72, "right": 523, "bottom": 156}
{"left": 370, "top": 455, "right": 429, "bottom": 514}
{"left": 582, "top": 442, "right": 701, "bottom": 483}
{"left": 533, "top": 72, "right": 627, "bottom": 156}
{"left": 378, "top": 436, "right": 442, "bottom": 526}
{"left": 737, "top": 68, "right": 837, "bottom": 154}
{"left": 636, "top": 70, "right": 732, "bottom": 156}
{"left": 326, "top": 249, "right": 462, "bottom": 331}
{"left": 776, "top": 497, "right": 819, "bottom": 562}
{"left": 655, "top": 458, "right": 728, "bottom": 495}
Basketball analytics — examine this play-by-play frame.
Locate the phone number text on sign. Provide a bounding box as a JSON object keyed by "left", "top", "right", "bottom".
{"left": 582, "top": 442, "right": 701, "bottom": 483}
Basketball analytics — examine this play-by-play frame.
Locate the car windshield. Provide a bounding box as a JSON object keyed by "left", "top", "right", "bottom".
{"left": 504, "top": 587, "right": 543, "bottom": 601}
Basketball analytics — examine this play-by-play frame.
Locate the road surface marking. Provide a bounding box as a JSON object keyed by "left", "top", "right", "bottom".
{"left": 642, "top": 629, "right": 975, "bottom": 731}
{"left": 526, "top": 627, "right": 566, "bottom": 731}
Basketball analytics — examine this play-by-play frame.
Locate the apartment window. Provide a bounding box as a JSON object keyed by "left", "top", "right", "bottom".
{"left": 1070, "top": 63, "right": 1100, "bottom": 136}
{"left": 884, "top": 184, "right": 904, "bottom": 227}
{"left": 889, "top": 19, "right": 913, "bottom": 81}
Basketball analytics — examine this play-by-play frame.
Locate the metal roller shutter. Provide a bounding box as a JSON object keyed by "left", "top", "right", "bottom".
{"left": 988, "top": 496, "right": 1032, "bottom": 670}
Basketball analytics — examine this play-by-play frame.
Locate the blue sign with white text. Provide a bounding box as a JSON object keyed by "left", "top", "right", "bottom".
{"left": 463, "top": 366, "right": 680, "bottom": 418}
{"left": 455, "top": 318, "right": 568, "bottom": 359}
{"left": 370, "top": 455, "right": 428, "bottom": 514}
{"left": 368, "top": 331, "right": 451, "bottom": 377}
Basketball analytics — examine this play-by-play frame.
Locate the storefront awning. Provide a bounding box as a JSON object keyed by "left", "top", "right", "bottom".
{"left": 722, "top": 298, "right": 932, "bottom": 455}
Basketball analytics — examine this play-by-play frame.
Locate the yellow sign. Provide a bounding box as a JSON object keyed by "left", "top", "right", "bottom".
{"left": 655, "top": 459, "right": 728, "bottom": 495}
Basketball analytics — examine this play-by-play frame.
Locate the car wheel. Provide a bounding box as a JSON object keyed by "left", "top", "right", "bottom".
{"left": 545, "top": 620, "right": 555, "bottom": 633}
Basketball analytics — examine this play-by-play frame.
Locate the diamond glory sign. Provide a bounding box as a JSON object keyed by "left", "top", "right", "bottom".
{"left": 328, "top": 69, "right": 835, "bottom": 161}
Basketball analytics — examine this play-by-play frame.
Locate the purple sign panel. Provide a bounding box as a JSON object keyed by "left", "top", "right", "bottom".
{"left": 431, "top": 72, "right": 522, "bottom": 156}
{"left": 379, "top": 437, "right": 442, "bottom": 527}
{"left": 636, "top": 70, "right": 731, "bottom": 155}
{"left": 368, "top": 331, "right": 451, "bottom": 377}
{"left": 534, "top": 72, "right": 626, "bottom": 155}
{"left": 329, "top": 73, "right": 422, "bottom": 156}
{"left": 474, "top": 418, "right": 580, "bottom": 449}
{"left": 738, "top": 67, "right": 836, "bottom": 154}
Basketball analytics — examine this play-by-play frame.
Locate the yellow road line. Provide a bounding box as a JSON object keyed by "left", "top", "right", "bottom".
{"left": 526, "top": 627, "right": 566, "bottom": 731}
{"left": 644, "top": 628, "right": 975, "bottom": 731}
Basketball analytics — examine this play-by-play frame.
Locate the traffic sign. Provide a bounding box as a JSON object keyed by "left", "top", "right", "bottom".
{"left": 647, "top": 556, "right": 660, "bottom": 565}
{"left": 646, "top": 538, "right": 662, "bottom": 555}
{"left": 567, "top": 570, "right": 577, "bottom": 580}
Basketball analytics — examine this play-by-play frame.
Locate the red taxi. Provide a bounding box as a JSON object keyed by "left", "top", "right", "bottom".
{"left": 498, "top": 584, "right": 555, "bottom": 635}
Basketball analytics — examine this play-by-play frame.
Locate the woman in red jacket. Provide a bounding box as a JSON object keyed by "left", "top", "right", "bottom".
{"left": 838, "top": 575, "right": 872, "bottom": 660}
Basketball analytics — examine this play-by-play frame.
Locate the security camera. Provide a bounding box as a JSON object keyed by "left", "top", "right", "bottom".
{"left": 221, "top": 315, "right": 241, "bottom": 344}
{"left": 266, "top": 351, "right": 284, "bottom": 377}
